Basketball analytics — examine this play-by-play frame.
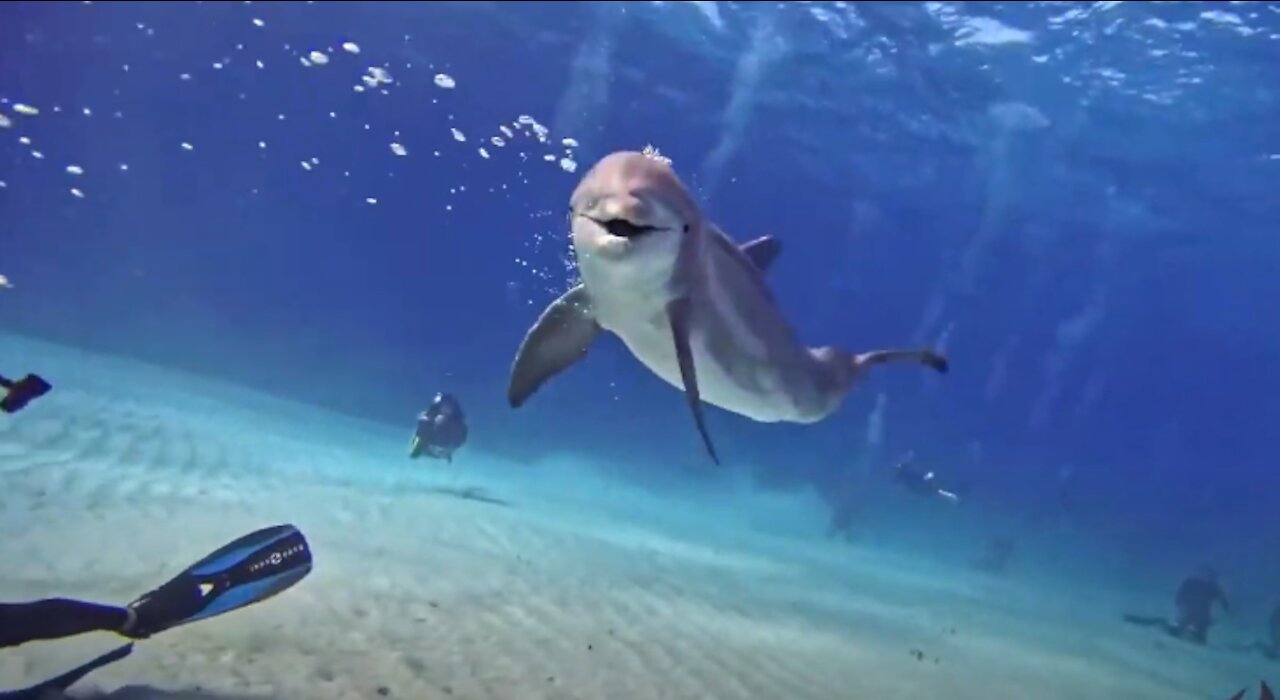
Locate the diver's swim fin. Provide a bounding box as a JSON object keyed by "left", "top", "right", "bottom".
{"left": 124, "top": 523, "right": 313, "bottom": 638}
{"left": 0, "top": 643, "right": 134, "bottom": 700}
{"left": 0, "top": 373, "right": 51, "bottom": 414}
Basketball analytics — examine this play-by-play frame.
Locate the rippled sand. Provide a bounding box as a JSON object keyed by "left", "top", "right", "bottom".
{"left": 0, "top": 333, "right": 1265, "bottom": 700}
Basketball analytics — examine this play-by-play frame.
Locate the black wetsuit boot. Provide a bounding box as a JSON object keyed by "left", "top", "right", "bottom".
{"left": 0, "top": 599, "right": 129, "bottom": 649}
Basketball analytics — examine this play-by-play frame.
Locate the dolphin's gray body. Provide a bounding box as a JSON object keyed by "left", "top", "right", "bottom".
{"left": 508, "top": 149, "right": 947, "bottom": 464}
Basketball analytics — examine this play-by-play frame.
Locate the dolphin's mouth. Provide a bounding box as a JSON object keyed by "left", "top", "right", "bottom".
{"left": 591, "top": 216, "right": 662, "bottom": 239}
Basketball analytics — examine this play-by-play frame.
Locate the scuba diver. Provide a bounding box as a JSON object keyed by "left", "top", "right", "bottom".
{"left": 1, "top": 523, "right": 313, "bottom": 699}
{"left": 1123, "top": 565, "right": 1230, "bottom": 645}
{"left": 1224, "top": 601, "right": 1280, "bottom": 661}
{"left": 0, "top": 372, "right": 52, "bottom": 414}
{"left": 889, "top": 451, "right": 962, "bottom": 505}
{"left": 409, "top": 391, "right": 468, "bottom": 463}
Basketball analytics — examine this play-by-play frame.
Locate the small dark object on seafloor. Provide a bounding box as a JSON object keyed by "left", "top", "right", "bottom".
{"left": 587, "top": 644, "right": 594, "bottom": 651}
{"left": 376, "top": 686, "right": 390, "bottom": 697}
{"left": 975, "top": 536, "right": 1017, "bottom": 575}
{"left": 0, "top": 372, "right": 52, "bottom": 414}
{"left": 910, "top": 649, "right": 925, "bottom": 661}
{"left": 428, "top": 601, "right": 439, "bottom": 608}
{"left": 547, "top": 677, "right": 555, "bottom": 683}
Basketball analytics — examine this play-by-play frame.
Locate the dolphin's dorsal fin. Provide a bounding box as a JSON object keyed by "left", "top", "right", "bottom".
{"left": 739, "top": 236, "right": 781, "bottom": 272}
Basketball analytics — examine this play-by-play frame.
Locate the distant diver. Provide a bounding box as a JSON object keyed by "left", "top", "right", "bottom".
{"left": 826, "top": 490, "right": 861, "bottom": 542}
{"left": 1, "top": 523, "right": 313, "bottom": 699}
{"left": 0, "top": 372, "right": 51, "bottom": 414}
{"left": 1225, "top": 602, "right": 1280, "bottom": 661}
{"left": 889, "top": 451, "right": 962, "bottom": 505}
{"left": 1123, "top": 565, "right": 1230, "bottom": 645}
{"left": 410, "top": 391, "right": 469, "bottom": 463}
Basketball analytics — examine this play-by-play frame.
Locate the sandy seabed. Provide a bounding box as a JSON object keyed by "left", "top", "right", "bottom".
{"left": 0, "top": 333, "right": 1268, "bottom": 700}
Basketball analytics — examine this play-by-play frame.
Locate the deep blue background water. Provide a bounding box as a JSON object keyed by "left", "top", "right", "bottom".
{"left": 2, "top": 2, "right": 1279, "bottom": 583}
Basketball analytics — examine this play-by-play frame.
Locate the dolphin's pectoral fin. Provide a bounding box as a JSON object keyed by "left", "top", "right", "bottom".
{"left": 854, "top": 348, "right": 949, "bottom": 374}
{"left": 739, "top": 236, "right": 781, "bottom": 272}
{"left": 508, "top": 284, "right": 600, "bottom": 408}
{"left": 667, "top": 297, "right": 721, "bottom": 466}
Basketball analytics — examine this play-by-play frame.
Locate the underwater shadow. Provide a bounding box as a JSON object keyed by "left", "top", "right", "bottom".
{"left": 77, "top": 686, "right": 284, "bottom": 700}
{"left": 422, "top": 485, "right": 513, "bottom": 508}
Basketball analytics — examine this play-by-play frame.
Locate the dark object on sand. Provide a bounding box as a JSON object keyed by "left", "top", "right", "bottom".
{"left": 1, "top": 524, "right": 314, "bottom": 699}
{"left": 1122, "top": 565, "right": 1229, "bottom": 646}
{"left": 424, "top": 485, "right": 511, "bottom": 508}
{"left": 0, "top": 372, "right": 51, "bottom": 414}
{"left": 410, "top": 392, "right": 468, "bottom": 463}
{"left": 974, "top": 536, "right": 1017, "bottom": 574}
{"left": 826, "top": 494, "right": 860, "bottom": 542}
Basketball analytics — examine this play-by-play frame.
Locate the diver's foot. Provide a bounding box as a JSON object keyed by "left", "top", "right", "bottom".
{"left": 117, "top": 606, "right": 149, "bottom": 640}
{"left": 120, "top": 579, "right": 205, "bottom": 639}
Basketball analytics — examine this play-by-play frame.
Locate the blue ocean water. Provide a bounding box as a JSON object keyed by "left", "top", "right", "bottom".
{"left": 2, "top": 1, "right": 1279, "bottom": 696}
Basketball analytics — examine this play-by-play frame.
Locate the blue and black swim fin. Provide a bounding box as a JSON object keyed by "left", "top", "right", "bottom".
{"left": 124, "top": 522, "right": 313, "bottom": 638}
{"left": 0, "top": 525, "right": 312, "bottom": 699}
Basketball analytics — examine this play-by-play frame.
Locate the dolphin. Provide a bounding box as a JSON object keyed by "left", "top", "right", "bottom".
{"left": 507, "top": 149, "right": 948, "bottom": 464}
